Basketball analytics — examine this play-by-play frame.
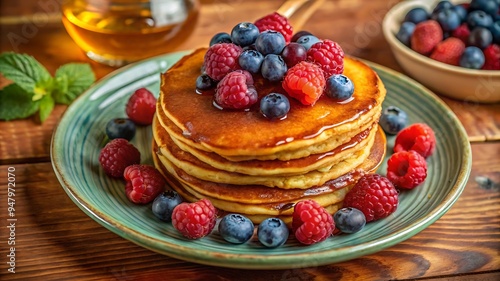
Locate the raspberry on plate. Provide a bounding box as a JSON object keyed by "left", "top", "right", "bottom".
{"left": 306, "top": 39, "right": 345, "bottom": 78}
{"left": 254, "top": 12, "right": 293, "bottom": 43}
{"left": 172, "top": 198, "right": 217, "bottom": 239}
{"left": 204, "top": 43, "right": 243, "bottom": 81}
{"left": 124, "top": 164, "right": 165, "bottom": 204}
{"left": 482, "top": 44, "right": 500, "bottom": 70}
{"left": 99, "top": 138, "right": 140, "bottom": 178}
{"left": 214, "top": 71, "right": 258, "bottom": 109}
{"left": 292, "top": 200, "right": 334, "bottom": 245}
{"left": 394, "top": 123, "right": 436, "bottom": 158}
{"left": 343, "top": 174, "right": 399, "bottom": 222}
{"left": 430, "top": 37, "right": 465, "bottom": 66}
{"left": 411, "top": 20, "right": 443, "bottom": 55}
{"left": 125, "top": 88, "right": 157, "bottom": 126}
{"left": 452, "top": 23, "right": 470, "bottom": 44}
{"left": 282, "top": 61, "right": 326, "bottom": 106}
{"left": 387, "top": 150, "right": 428, "bottom": 189}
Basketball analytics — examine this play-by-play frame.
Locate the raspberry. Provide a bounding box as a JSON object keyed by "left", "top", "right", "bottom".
{"left": 214, "top": 71, "right": 258, "bottom": 109}
{"left": 411, "top": 20, "right": 443, "bottom": 55}
{"left": 306, "top": 39, "right": 345, "bottom": 77}
{"left": 282, "top": 61, "right": 326, "bottom": 106}
{"left": 394, "top": 123, "right": 436, "bottom": 158}
{"left": 204, "top": 43, "right": 243, "bottom": 81}
{"left": 343, "top": 174, "right": 398, "bottom": 222}
{"left": 292, "top": 200, "right": 334, "bottom": 245}
{"left": 123, "top": 165, "right": 165, "bottom": 204}
{"left": 254, "top": 12, "right": 293, "bottom": 43}
{"left": 429, "top": 37, "right": 465, "bottom": 66}
{"left": 125, "top": 88, "right": 157, "bottom": 126}
{"left": 99, "top": 138, "right": 140, "bottom": 178}
{"left": 452, "top": 23, "right": 470, "bottom": 44}
{"left": 387, "top": 151, "right": 428, "bottom": 189}
{"left": 172, "top": 199, "right": 217, "bottom": 239}
{"left": 482, "top": 44, "right": 500, "bottom": 70}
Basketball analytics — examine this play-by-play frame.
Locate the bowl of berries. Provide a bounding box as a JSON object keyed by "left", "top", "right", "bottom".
{"left": 383, "top": 0, "right": 500, "bottom": 103}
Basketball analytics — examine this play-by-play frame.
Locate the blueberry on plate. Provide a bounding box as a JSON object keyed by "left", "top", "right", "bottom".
{"left": 209, "top": 32, "right": 232, "bottom": 46}
{"left": 257, "top": 218, "right": 289, "bottom": 248}
{"left": 403, "top": 7, "right": 429, "bottom": 24}
{"left": 325, "top": 74, "right": 354, "bottom": 101}
{"left": 291, "top": 30, "right": 313, "bottom": 42}
{"left": 260, "top": 93, "right": 290, "bottom": 120}
{"left": 151, "top": 190, "right": 183, "bottom": 222}
{"left": 261, "top": 54, "right": 288, "bottom": 82}
{"left": 467, "top": 10, "right": 494, "bottom": 29}
{"left": 255, "top": 30, "right": 286, "bottom": 55}
{"left": 435, "top": 9, "right": 461, "bottom": 32}
{"left": 196, "top": 74, "right": 216, "bottom": 91}
{"left": 396, "top": 22, "right": 416, "bottom": 46}
{"left": 105, "top": 118, "right": 136, "bottom": 141}
{"left": 238, "top": 49, "right": 264, "bottom": 74}
{"left": 231, "top": 22, "right": 260, "bottom": 47}
{"left": 296, "top": 35, "right": 321, "bottom": 50}
{"left": 460, "top": 46, "right": 486, "bottom": 69}
{"left": 469, "top": 0, "right": 499, "bottom": 17}
{"left": 218, "top": 214, "right": 255, "bottom": 244}
{"left": 379, "top": 106, "right": 408, "bottom": 135}
{"left": 333, "top": 207, "right": 366, "bottom": 234}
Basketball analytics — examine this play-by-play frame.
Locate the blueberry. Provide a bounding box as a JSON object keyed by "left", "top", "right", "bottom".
{"left": 260, "top": 93, "right": 290, "bottom": 120}
{"left": 396, "top": 21, "right": 416, "bottom": 46}
{"left": 468, "top": 27, "right": 493, "bottom": 49}
{"left": 196, "top": 74, "right": 216, "bottom": 90}
{"left": 490, "top": 21, "right": 500, "bottom": 44}
{"left": 403, "top": 7, "right": 429, "bottom": 24}
{"left": 209, "top": 32, "right": 232, "bottom": 46}
{"left": 291, "top": 30, "right": 313, "bottom": 42}
{"left": 218, "top": 214, "right": 254, "bottom": 244}
{"left": 296, "top": 35, "right": 321, "bottom": 50}
{"left": 435, "top": 9, "right": 461, "bottom": 32}
{"left": 467, "top": 10, "right": 494, "bottom": 29}
{"left": 452, "top": 5, "right": 468, "bottom": 22}
{"left": 460, "top": 46, "right": 485, "bottom": 69}
{"left": 325, "top": 74, "right": 354, "bottom": 101}
{"left": 333, "top": 207, "right": 366, "bottom": 234}
{"left": 255, "top": 30, "right": 286, "bottom": 55}
{"left": 261, "top": 54, "right": 288, "bottom": 82}
{"left": 257, "top": 218, "right": 289, "bottom": 248}
{"left": 231, "top": 22, "right": 260, "bottom": 47}
{"left": 379, "top": 106, "right": 408, "bottom": 135}
{"left": 432, "top": 1, "right": 454, "bottom": 14}
{"left": 105, "top": 118, "right": 136, "bottom": 141}
{"left": 151, "top": 190, "right": 183, "bottom": 222}
{"left": 470, "top": 0, "right": 499, "bottom": 17}
{"left": 238, "top": 50, "right": 264, "bottom": 74}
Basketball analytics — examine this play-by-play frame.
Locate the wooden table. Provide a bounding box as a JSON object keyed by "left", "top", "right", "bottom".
{"left": 1, "top": 0, "right": 499, "bottom": 280}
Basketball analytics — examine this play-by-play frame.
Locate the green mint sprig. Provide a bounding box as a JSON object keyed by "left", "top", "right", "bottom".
{"left": 0, "top": 52, "right": 95, "bottom": 122}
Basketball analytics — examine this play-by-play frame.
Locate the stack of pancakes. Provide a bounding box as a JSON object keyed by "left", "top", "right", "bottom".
{"left": 152, "top": 48, "right": 387, "bottom": 224}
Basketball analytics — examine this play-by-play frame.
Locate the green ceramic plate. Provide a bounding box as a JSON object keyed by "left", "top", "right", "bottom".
{"left": 51, "top": 51, "right": 472, "bottom": 269}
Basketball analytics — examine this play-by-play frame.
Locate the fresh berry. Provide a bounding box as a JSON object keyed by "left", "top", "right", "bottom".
{"left": 452, "top": 4, "right": 468, "bottom": 22}
{"left": 387, "top": 150, "right": 428, "bottom": 189}
{"left": 214, "top": 71, "right": 258, "bottom": 109}
{"left": 467, "top": 10, "right": 494, "bottom": 29}
{"left": 396, "top": 22, "right": 416, "bottom": 47}
{"left": 333, "top": 207, "right": 366, "bottom": 234}
{"left": 152, "top": 190, "right": 183, "bottom": 222}
{"left": 430, "top": 37, "right": 465, "bottom": 65}
{"left": 469, "top": 0, "right": 499, "bottom": 17}
{"left": 343, "top": 174, "right": 399, "bottom": 222}
{"left": 218, "top": 214, "right": 255, "bottom": 244}
{"left": 99, "top": 138, "right": 140, "bottom": 178}
{"left": 292, "top": 200, "right": 334, "bottom": 245}
{"left": 468, "top": 27, "right": 493, "bottom": 49}
{"left": 282, "top": 61, "right": 326, "bottom": 106}
{"left": 124, "top": 164, "right": 165, "bottom": 204}
{"left": 254, "top": 12, "right": 293, "bottom": 43}
{"left": 196, "top": 74, "right": 216, "bottom": 91}
{"left": 296, "top": 35, "right": 321, "bottom": 50}
{"left": 491, "top": 21, "right": 500, "bottom": 44}
{"left": 281, "top": 42, "right": 307, "bottom": 67}
{"left": 172, "top": 199, "right": 217, "bottom": 239}
{"left": 260, "top": 93, "right": 290, "bottom": 120}
{"left": 105, "top": 118, "right": 136, "bottom": 141}
{"left": 379, "top": 106, "right": 408, "bottom": 135}
{"left": 306, "top": 39, "right": 345, "bottom": 77}
{"left": 432, "top": 1, "right": 454, "bottom": 14}
{"left": 232, "top": 69, "right": 254, "bottom": 85}
{"left": 260, "top": 54, "right": 288, "bottom": 82}
{"left": 255, "top": 30, "right": 286, "bottom": 55}
{"left": 324, "top": 74, "right": 354, "bottom": 101}
{"left": 411, "top": 20, "right": 443, "bottom": 55}
{"left": 209, "top": 32, "right": 232, "bottom": 46}
{"left": 482, "top": 44, "right": 500, "bottom": 70}
{"left": 394, "top": 123, "right": 436, "bottom": 158}
{"left": 291, "top": 30, "right": 313, "bottom": 42}
{"left": 204, "top": 43, "right": 243, "bottom": 81}
{"left": 434, "top": 9, "right": 461, "bottom": 32}
{"left": 460, "top": 46, "right": 486, "bottom": 69}
{"left": 125, "top": 88, "right": 157, "bottom": 126}
{"left": 257, "top": 217, "right": 289, "bottom": 248}
{"left": 238, "top": 49, "right": 264, "bottom": 74}
{"left": 231, "top": 22, "right": 260, "bottom": 47}
{"left": 452, "top": 23, "right": 471, "bottom": 44}
{"left": 404, "top": 7, "right": 429, "bottom": 24}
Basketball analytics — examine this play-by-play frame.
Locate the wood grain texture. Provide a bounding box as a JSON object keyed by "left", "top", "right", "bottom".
{"left": 0, "top": 142, "right": 498, "bottom": 280}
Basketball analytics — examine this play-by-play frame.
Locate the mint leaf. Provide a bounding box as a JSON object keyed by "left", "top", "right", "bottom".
{"left": 53, "top": 63, "right": 95, "bottom": 104}
{"left": 0, "top": 84, "right": 40, "bottom": 120}
{"left": 38, "top": 93, "right": 55, "bottom": 122}
{"left": 0, "top": 52, "right": 51, "bottom": 94}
